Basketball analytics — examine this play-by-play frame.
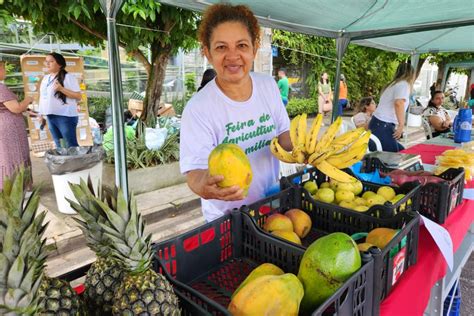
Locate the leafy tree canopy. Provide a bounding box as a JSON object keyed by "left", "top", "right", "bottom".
{"left": 3, "top": 0, "right": 199, "bottom": 122}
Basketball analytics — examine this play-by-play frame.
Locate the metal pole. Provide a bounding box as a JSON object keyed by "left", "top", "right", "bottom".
{"left": 100, "top": 0, "right": 128, "bottom": 198}
{"left": 331, "top": 37, "right": 350, "bottom": 123}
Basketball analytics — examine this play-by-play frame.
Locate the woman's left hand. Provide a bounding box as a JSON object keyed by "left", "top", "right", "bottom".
{"left": 53, "top": 80, "right": 63, "bottom": 92}
{"left": 393, "top": 126, "right": 403, "bottom": 139}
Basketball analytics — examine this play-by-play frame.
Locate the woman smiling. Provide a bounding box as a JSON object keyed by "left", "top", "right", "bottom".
{"left": 180, "top": 4, "right": 292, "bottom": 222}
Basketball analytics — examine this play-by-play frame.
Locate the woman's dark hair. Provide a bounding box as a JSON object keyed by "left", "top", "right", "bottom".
{"left": 319, "top": 73, "right": 329, "bottom": 85}
{"left": 427, "top": 90, "right": 444, "bottom": 108}
{"left": 198, "top": 68, "right": 217, "bottom": 91}
{"left": 198, "top": 4, "right": 260, "bottom": 50}
{"left": 48, "top": 52, "right": 68, "bottom": 104}
{"left": 356, "top": 96, "right": 374, "bottom": 113}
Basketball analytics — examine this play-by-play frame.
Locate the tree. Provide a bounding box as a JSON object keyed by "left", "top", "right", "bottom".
{"left": 428, "top": 52, "right": 474, "bottom": 99}
{"left": 272, "top": 30, "right": 404, "bottom": 103}
{"left": 3, "top": 0, "right": 199, "bottom": 123}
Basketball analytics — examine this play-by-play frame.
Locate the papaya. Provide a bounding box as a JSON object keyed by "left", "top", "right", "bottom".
{"left": 228, "top": 273, "right": 304, "bottom": 316}
{"left": 297, "top": 232, "right": 361, "bottom": 313}
{"left": 272, "top": 230, "right": 302, "bottom": 245}
{"left": 231, "top": 263, "right": 284, "bottom": 299}
{"left": 358, "top": 242, "right": 375, "bottom": 252}
{"left": 366, "top": 228, "right": 398, "bottom": 249}
{"left": 208, "top": 143, "right": 252, "bottom": 196}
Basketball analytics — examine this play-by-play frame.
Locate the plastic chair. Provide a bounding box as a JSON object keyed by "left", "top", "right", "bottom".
{"left": 421, "top": 117, "right": 433, "bottom": 139}
{"left": 368, "top": 134, "right": 383, "bottom": 152}
{"left": 350, "top": 116, "right": 357, "bottom": 128}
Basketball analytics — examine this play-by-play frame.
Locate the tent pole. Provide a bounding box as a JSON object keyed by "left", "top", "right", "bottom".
{"left": 100, "top": 0, "right": 128, "bottom": 199}
{"left": 332, "top": 37, "right": 350, "bottom": 123}
{"left": 405, "top": 53, "right": 420, "bottom": 147}
{"left": 441, "top": 66, "right": 450, "bottom": 92}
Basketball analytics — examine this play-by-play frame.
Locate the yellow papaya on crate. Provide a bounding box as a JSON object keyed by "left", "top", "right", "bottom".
{"left": 231, "top": 263, "right": 284, "bottom": 299}
{"left": 228, "top": 273, "right": 304, "bottom": 316}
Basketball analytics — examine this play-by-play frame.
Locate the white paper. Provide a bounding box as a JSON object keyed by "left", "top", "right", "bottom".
{"left": 463, "top": 188, "right": 474, "bottom": 200}
{"left": 79, "top": 128, "right": 87, "bottom": 140}
{"left": 39, "top": 130, "right": 48, "bottom": 140}
{"left": 420, "top": 215, "right": 454, "bottom": 271}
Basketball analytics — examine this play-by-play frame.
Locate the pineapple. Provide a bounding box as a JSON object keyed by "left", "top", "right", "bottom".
{"left": 38, "top": 276, "right": 85, "bottom": 316}
{"left": 0, "top": 170, "right": 47, "bottom": 315}
{"left": 97, "top": 188, "right": 180, "bottom": 315}
{"left": 0, "top": 170, "right": 84, "bottom": 315}
{"left": 68, "top": 179, "right": 125, "bottom": 314}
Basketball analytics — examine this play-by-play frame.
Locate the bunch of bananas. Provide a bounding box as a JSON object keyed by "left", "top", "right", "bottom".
{"left": 435, "top": 148, "right": 474, "bottom": 181}
{"left": 270, "top": 113, "right": 371, "bottom": 183}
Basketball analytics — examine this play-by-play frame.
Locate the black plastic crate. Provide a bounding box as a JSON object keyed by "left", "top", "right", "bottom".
{"left": 281, "top": 167, "right": 421, "bottom": 218}
{"left": 241, "top": 187, "right": 420, "bottom": 316}
{"left": 153, "top": 210, "right": 375, "bottom": 316}
{"left": 361, "top": 156, "right": 423, "bottom": 174}
{"left": 417, "top": 168, "right": 465, "bottom": 224}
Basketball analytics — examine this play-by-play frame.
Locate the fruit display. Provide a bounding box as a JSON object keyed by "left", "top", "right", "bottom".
{"left": 70, "top": 183, "right": 181, "bottom": 315}
{"left": 0, "top": 170, "right": 85, "bottom": 315}
{"left": 270, "top": 114, "right": 371, "bottom": 183}
{"left": 208, "top": 143, "right": 253, "bottom": 195}
{"left": 263, "top": 210, "right": 312, "bottom": 244}
{"left": 309, "top": 177, "right": 411, "bottom": 215}
{"left": 228, "top": 232, "right": 363, "bottom": 316}
{"left": 366, "top": 228, "right": 398, "bottom": 249}
{"left": 68, "top": 179, "right": 126, "bottom": 314}
{"left": 297, "top": 233, "right": 361, "bottom": 314}
{"left": 435, "top": 148, "right": 474, "bottom": 181}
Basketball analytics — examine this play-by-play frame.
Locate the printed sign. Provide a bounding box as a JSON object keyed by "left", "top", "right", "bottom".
{"left": 392, "top": 247, "right": 406, "bottom": 285}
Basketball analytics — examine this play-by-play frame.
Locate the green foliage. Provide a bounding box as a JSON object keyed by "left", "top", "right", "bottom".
{"left": 3, "top": 0, "right": 199, "bottom": 120}
{"left": 185, "top": 72, "right": 196, "bottom": 101}
{"left": 272, "top": 30, "right": 404, "bottom": 102}
{"left": 105, "top": 132, "right": 180, "bottom": 170}
{"left": 172, "top": 98, "right": 187, "bottom": 116}
{"left": 285, "top": 98, "right": 317, "bottom": 117}
{"left": 88, "top": 97, "right": 111, "bottom": 124}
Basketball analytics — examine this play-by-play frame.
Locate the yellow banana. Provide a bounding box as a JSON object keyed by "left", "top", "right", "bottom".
{"left": 297, "top": 113, "right": 307, "bottom": 148}
{"left": 314, "top": 116, "right": 342, "bottom": 155}
{"left": 305, "top": 114, "right": 323, "bottom": 154}
{"left": 315, "top": 160, "right": 357, "bottom": 183}
{"left": 326, "top": 143, "right": 368, "bottom": 169}
{"left": 292, "top": 145, "right": 306, "bottom": 164}
{"left": 331, "top": 127, "right": 365, "bottom": 149}
{"left": 308, "top": 148, "right": 335, "bottom": 166}
{"left": 289, "top": 115, "right": 300, "bottom": 148}
{"left": 347, "top": 131, "right": 371, "bottom": 150}
{"left": 270, "top": 137, "right": 295, "bottom": 163}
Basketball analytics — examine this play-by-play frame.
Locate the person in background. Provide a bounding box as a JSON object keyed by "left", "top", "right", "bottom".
{"left": 180, "top": 3, "right": 291, "bottom": 222}
{"left": 338, "top": 74, "right": 348, "bottom": 116}
{"left": 430, "top": 82, "right": 437, "bottom": 98}
{"left": 39, "top": 52, "right": 82, "bottom": 148}
{"left": 277, "top": 68, "right": 289, "bottom": 106}
{"left": 318, "top": 72, "right": 332, "bottom": 122}
{"left": 0, "top": 61, "right": 34, "bottom": 191}
{"left": 353, "top": 96, "right": 376, "bottom": 130}
{"left": 423, "top": 90, "right": 452, "bottom": 138}
{"left": 197, "top": 68, "right": 217, "bottom": 92}
{"left": 369, "top": 63, "right": 415, "bottom": 152}
{"left": 469, "top": 84, "right": 474, "bottom": 109}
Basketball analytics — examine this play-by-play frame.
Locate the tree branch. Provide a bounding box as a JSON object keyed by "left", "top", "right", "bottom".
{"left": 130, "top": 49, "right": 151, "bottom": 74}
{"left": 68, "top": 17, "right": 127, "bottom": 48}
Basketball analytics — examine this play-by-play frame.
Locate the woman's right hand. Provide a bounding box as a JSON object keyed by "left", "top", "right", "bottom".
{"left": 187, "top": 170, "right": 245, "bottom": 201}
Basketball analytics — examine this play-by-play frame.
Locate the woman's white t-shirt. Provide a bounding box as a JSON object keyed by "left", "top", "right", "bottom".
{"left": 180, "top": 72, "right": 290, "bottom": 222}
{"left": 39, "top": 73, "right": 80, "bottom": 117}
{"left": 373, "top": 81, "right": 410, "bottom": 124}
